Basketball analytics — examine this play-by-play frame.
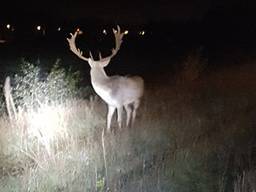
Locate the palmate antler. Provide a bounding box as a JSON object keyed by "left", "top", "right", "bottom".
{"left": 66, "top": 25, "right": 125, "bottom": 63}
{"left": 66, "top": 29, "right": 89, "bottom": 61}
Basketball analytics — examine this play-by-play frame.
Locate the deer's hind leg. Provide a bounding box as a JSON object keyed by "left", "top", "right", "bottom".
{"left": 131, "top": 100, "right": 140, "bottom": 126}
{"left": 117, "top": 107, "right": 123, "bottom": 129}
{"left": 124, "top": 104, "right": 132, "bottom": 128}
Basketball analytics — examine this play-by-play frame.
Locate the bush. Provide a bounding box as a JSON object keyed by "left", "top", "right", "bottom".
{"left": 12, "top": 58, "right": 82, "bottom": 109}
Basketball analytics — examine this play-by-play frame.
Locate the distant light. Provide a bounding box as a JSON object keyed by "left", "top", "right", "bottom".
{"left": 124, "top": 30, "right": 129, "bottom": 35}
{"left": 76, "top": 28, "right": 83, "bottom": 34}
{"left": 57, "top": 27, "right": 61, "bottom": 31}
{"left": 37, "top": 25, "right": 41, "bottom": 31}
{"left": 102, "top": 29, "right": 107, "bottom": 35}
{"left": 139, "top": 30, "right": 145, "bottom": 36}
{"left": 6, "top": 24, "right": 11, "bottom": 29}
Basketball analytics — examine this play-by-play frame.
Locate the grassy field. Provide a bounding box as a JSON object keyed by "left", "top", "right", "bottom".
{"left": 0, "top": 52, "right": 256, "bottom": 192}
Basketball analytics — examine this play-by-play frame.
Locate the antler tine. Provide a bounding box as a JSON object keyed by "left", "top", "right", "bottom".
{"left": 113, "top": 25, "right": 124, "bottom": 54}
{"left": 67, "top": 30, "right": 89, "bottom": 62}
{"left": 89, "top": 51, "right": 94, "bottom": 60}
{"left": 99, "top": 52, "right": 102, "bottom": 60}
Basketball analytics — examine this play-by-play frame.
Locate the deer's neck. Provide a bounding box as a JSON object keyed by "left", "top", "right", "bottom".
{"left": 90, "top": 67, "right": 114, "bottom": 104}
{"left": 90, "top": 67, "right": 109, "bottom": 88}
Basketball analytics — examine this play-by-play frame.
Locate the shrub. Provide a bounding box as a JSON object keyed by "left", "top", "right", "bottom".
{"left": 12, "top": 58, "right": 82, "bottom": 109}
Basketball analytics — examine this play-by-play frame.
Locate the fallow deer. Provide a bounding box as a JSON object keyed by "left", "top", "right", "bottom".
{"left": 67, "top": 26, "right": 144, "bottom": 132}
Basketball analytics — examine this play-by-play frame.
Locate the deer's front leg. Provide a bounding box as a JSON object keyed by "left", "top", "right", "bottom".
{"left": 107, "top": 105, "right": 115, "bottom": 132}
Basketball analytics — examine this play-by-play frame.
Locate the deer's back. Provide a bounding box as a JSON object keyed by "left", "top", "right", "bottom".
{"left": 102, "top": 75, "right": 144, "bottom": 106}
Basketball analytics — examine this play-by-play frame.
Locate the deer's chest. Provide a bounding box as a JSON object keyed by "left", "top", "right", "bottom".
{"left": 92, "top": 83, "right": 117, "bottom": 106}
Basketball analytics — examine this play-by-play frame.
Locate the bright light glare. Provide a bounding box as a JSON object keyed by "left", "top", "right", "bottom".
{"left": 27, "top": 105, "right": 68, "bottom": 153}
{"left": 6, "top": 24, "right": 11, "bottom": 29}
{"left": 103, "top": 29, "right": 107, "bottom": 35}
{"left": 37, "top": 25, "right": 41, "bottom": 31}
{"left": 124, "top": 30, "right": 129, "bottom": 35}
{"left": 57, "top": 27, "right": 61, "bottom": 31}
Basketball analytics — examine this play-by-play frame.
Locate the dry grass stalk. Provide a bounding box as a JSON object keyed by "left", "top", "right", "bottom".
{"left": 4, "top": 76, "right": 18, "bottom": 124}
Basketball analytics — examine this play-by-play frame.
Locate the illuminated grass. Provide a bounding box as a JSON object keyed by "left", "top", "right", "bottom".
{"left": 0, "top": 57, "right": 256, "bottom": 191}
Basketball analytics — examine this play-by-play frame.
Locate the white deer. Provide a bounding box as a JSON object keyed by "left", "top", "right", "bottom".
{"left": 67, "top": 26, "right": 144, "bottom": 132}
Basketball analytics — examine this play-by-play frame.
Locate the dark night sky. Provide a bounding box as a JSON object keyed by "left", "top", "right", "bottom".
{"left": 1, "top": 0, "right": 252, "bottom": 24}
{"left": 0, "top": 0, "right": 255, "bottom": 78}
{"left": 1, "top": 0, "right": 255, "bottom": 52}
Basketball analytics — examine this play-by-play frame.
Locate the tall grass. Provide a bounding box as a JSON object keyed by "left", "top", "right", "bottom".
{"left": 0, "top": 55, "right": 256, "bottom": 191}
